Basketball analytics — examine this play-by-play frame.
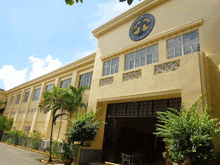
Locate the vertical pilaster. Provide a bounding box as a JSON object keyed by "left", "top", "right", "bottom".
{"left": 158, "top": 39, "right": 167, "bottom": 63}
{"left": 8, "top": 92, "right": 18, "bottom": 120}
{"left": 30, "top": 82, "right": 45, "bottom": 133}
{"left": 20, "top": 87, "right": 34, "bottom": 131}
{"left": 71, "top": 71, "right": 77, "bottom": 87}
{"left": 13, "top": 89, "right": 25, "bottom": 126}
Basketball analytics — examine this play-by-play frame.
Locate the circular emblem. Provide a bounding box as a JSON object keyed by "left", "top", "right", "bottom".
{"left": 129, "top": 14, "right": 155, "bottom": 41}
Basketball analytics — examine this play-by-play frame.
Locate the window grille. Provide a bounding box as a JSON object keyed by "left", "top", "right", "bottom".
{"left": 9, "top": 97, "right": 14, "bottom": 105}
{"left": 167, "top": 30, "right": 200, "bottom": 59}
{"left": 32, "top": 88, "right": 41, "bottom": 101}
{"left": 60, "top": 78, "right": 72, "bottom": 89}
{"left": 125, "top": 44, "right": 158, "bottom": 70}
{"left": 106, "top": 98, "right": 181, "bottom": 117}
{"left": 78, "top": 71, "right": 93, "bottom": 88}
{"left": 103, "top": 58, "right": 119, "bottom": 76}
{"left": 16, "top": 94, "right": 21, "bottom": 104}
{"left": 46, "top": 84, "right": 53, "bottom": 91}
{"left": 23, "top": 91, "right": 30, "bottom": 102}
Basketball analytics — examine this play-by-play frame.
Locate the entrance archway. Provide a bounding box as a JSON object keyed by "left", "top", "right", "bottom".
{"left": 101, "top": 98, "right": 181, "bottom": 164}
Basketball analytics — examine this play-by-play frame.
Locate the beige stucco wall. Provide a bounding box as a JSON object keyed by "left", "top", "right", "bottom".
{"left": 89, "top": 0, "right": 220, "bottom": 149}
{"left": 3, "top": 54, "right": 95, "bottom": 140}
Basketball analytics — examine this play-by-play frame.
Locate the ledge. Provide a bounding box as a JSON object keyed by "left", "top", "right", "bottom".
{"left": 100, "top": 18, "right": 203, "bottom": 61}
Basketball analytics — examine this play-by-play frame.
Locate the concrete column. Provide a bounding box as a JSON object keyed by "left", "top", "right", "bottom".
{"left": 12, "top": 90, "right": 25, "bottom": 128}
{"left": 71, "top": 71, "right": 78, "bottom": 87}
{"left": 158, "top": 39, "right": 167, "bottom": 63}
{"left": 30, "top": 82, "right": 45, "bottom": 133}
{"left": 8, "top": 92, "right": 17, "bottom": 118}
{"left": 20, "top": 87, "right": 34, "bottom": 131}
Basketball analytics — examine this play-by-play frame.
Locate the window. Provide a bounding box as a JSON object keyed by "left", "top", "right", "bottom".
{"left": 23, "top": 91, "right": 30, "bottom": 102}
{"left": 60, "top": 78, "right": 72, "bottom": 89}
{"left": 32, "top": 88, "right": 41, "bottom": 101}
{"left": 16, "top": 94, "right": 21, "bottom": 104}
{"left": 46, "top": 84, "right": 53, "bottom": 91}
{"left": 78, "top": 72, "right": 93, "bottom": 88}
{"left": 167, "top": 30, "right": 200, "bottom": 59}
{"left": 9, "top": 97, "right": 14, "bottom": 105}
{"left": 103, "top": 58, "right": 119, "bottom": 76}
{"left": 125, "top": 44, "right": 158, "bottom": 70}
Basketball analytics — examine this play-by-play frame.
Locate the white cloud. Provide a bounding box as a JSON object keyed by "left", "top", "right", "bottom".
{"left": 28, "top": 55, "right": 63, "bottom": 80}
{"left": 0, "top": 65, "right": 28, "bottom": 90}
{"left": 89, "top": 0, "right": 141, "bottom": 30}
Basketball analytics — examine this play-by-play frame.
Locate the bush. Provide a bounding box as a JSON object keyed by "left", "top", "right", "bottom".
{"left": 30, "top": 131, "right": 44, "bottom": 150}
{"left": 67, "top": 109, "right": 105, "bottom": 146}
{"left": 154, "top": 96, "right": 220, "bottom": 164}
{"left": 8, "top": 130, "right": 23, "bottom": 145}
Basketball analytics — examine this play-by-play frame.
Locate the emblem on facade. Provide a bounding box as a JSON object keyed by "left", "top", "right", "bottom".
{"left": 129, "top": 14, "right": 155, "bottom": 41}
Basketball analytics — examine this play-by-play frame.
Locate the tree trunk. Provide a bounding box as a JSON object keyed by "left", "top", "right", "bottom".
{"left": 57, "top": 115, "right": 63, "bottom": 141}
{"left": 48, "top": 117, "right": 54, "bottom": 163}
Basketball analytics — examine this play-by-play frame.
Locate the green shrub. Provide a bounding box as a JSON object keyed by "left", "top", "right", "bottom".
{"left": 60, "top": 142, "right": 78, "bottom": 160}
{"left": 51, "top": 140, "right": 62, "bottom": 158}
{"left": 8, "top": 130, "right": 23, "bottom": 145}
{"left": 6, "top": 138, "right": 12, "bottom": 144}
{"left": 30, "top": 131, "right": 44, "bottom": 150}
{"left": 154, "top": 96, "right": 220, "bottom": 164}
{"left": 67, "top": 109, "right": 105, "bottom": 146}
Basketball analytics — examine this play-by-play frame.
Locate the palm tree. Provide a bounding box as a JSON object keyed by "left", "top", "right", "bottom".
{"left": 63, "top": 85, "right": 89, "bottom": 120}
{"left": 38, "top": 86, "right": 67, "bottom": 163}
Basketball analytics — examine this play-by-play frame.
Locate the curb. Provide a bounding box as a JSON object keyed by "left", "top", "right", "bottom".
{"left": 0, "top": 142, "right": 47, "bottom": 155}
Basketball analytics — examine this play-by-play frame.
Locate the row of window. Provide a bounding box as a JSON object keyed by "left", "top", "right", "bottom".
{"left": 8, "top": 71, "right": 93, "bottom": 106}
{"left": 103, "top": 30, "right": 200, "bottom": 76}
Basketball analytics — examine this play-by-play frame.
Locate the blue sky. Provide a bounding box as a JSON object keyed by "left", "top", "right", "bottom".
{"left": 0, "top": 0, "right": 140, "bottom": 90}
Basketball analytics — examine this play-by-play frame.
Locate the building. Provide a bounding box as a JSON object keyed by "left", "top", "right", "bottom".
{"left": 1, "top": 0, "right": 220, "bottom": 164}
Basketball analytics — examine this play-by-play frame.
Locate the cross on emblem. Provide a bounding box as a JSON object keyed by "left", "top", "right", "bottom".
{"left": 129, "top": 14, "right": 155, "bottom": 41}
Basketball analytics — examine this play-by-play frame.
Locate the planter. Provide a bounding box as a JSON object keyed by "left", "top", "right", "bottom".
{"left": 63, "top": 158, "right": 74, "bottom": 165}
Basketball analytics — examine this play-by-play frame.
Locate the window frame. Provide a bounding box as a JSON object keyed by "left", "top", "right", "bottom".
{"left": 23, "top": 91, "right": 30, "bottom": 103}
{"left": 124, "top": 44, "right": 159, "bottom": 71}
{"left": 16, "top": 94, "right": 21, "bottom": 104}
{"left": 32, "top": 88, "right": 41, "bottom": 101}
{"left": 103, "top": 57, "right": 119, "bottom": 76}
{"left": 167, "top": 29, "right": 200, "bottom": 59}
{"left": 60, "top": 78, "right": 72, "bottom": 89}
{"left": 9, "top": 96, "right": 14, "bottom": 106}
{"left": 78, "top": 71, "right": 93, "bottom": 88}
{"left": 45, "top": 84, "right": 54, "bottom": 91}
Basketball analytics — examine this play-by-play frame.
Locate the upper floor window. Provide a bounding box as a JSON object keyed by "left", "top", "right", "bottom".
{"left": 103, "top": 58, "right": 119, "bottom": 76}
{"left": 16, "top": 94, "right": 21, "bottom": 104}
{"left": 78, "top": 72, "right": 93, "bottom": 88}
{"left": 32, "top": 88, "right": 41, "bottom": 101}
{"left": 60, "top": 78, "right": 72, "bottom": 89}
{"left": 125, "top": 44, "right": 158, "bottom": 70}
{"left": 46, "top": 84, "right": 53, "bottom": 91}
{"left": 167, "top": 30, "right": 200, "bottom": 59}
{"left": 23, "top": 91, "right": 30, "bottom": 102}
{"left": 9, "top": 96, "right": 14, "bottom": 105}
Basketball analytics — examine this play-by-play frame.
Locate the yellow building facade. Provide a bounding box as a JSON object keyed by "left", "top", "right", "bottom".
{"left": 1, "top": 0, "right": 220, "bottom": 164}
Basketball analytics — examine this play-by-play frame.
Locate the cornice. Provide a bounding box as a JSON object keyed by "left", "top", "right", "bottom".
{"left": 100, "top": 18, "right": 203, "bottom": 61}
{"left": 5, "top": 53, "right": 96, "bottom": 94}
{"left": 92, "top": 0, "right": 168, "bottom": 38}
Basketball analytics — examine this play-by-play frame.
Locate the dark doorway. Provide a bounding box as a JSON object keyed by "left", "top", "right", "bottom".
{"left": 101, "top": 98, "right": 181, "bottom": 164}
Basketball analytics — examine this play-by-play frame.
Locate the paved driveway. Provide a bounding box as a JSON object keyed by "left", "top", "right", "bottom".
{"left": 0, "top": 143, "right": 44, "bottom": 165}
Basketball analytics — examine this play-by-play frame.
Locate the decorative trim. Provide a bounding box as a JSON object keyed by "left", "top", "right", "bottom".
{"left": 99, "top": 77, "right": 114, "bottom": 87}
{"left": 154, "top": 59, "right": 180, "bottom": 75}
{"left": 92, "top": 0, "right": 168, "bottom": 38}
{"left": 100, "top": 19, "right": 203, "bottom": 61}
{"left": 123, "top": 70, "right": 142, "bottom": 81}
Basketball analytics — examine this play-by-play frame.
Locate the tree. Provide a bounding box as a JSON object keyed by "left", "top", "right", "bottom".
{"left": 39, "top": 86, "right": 67, "bottom": 163}
{"left": 0, "top": 115, "right": 13, "bottom": 141}
{"left": 65, "top": 0, "right": 139, "bottom": 6}
{"left": 63, "top": 85, "right": 89, "bottom": 120}
{"left": 154, "top": 96, "right": 220, "bottom": 164}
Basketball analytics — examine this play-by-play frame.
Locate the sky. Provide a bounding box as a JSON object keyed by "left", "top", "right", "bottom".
{"left": 0, "top": 0, "right": 141, "bottom": 90}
